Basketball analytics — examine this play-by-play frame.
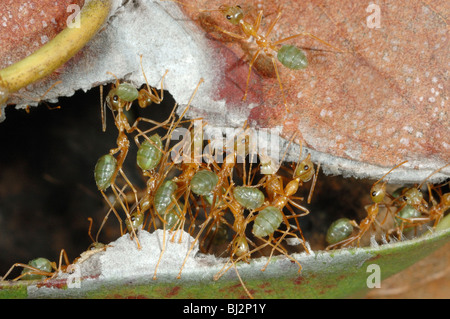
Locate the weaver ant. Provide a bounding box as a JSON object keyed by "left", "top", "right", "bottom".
{"left": 166, "top": 1, "right": 345, "bottom": 113}
{"left": 176, "top": 126, "right": 254, "bottom": 279}
{"left": 387, "top": 164, "right": 450, "bottom": 239}
{"left": 1, "top": 249, "right": 70, "bottom": 282}
{"left": 326, "top": 161, "right": 408, "bottom": 250}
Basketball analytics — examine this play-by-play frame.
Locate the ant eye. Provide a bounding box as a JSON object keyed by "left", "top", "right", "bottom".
{"left": 370, "top": 185, "right": 385, "bottom": 203}
{"left": 113, "top": 95, "right": 119, "bottom": 102}
{"left": 226, "top": 15, "right": 231, "bottom": 20}
{"left": 236, "top": 5, "right": 242, "bottom": 9}
{"left": 304, "top": 165, "right": 309, "bottom": 170}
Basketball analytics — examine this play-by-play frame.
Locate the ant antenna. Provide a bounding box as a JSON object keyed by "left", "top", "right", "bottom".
{"left": 418, "top": 163, "right": 450, "bottom": 190}
{"left": 374, "top": 160, "right": 408, "bottom": 186}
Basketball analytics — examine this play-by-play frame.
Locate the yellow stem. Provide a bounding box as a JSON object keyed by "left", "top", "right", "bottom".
{"left": 0, "top": 0, "right": 112, "bottom": 99}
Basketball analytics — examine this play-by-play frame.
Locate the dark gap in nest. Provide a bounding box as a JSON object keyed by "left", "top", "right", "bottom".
{"left": 0, "top": 86, "right": 447, "bottom": 278}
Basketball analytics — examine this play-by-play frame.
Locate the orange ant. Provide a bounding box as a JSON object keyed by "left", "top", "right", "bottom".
{"left": 207, "top": 148, "right": 275, "bottom": 274}
{"left": 205, "top": 180, "right": 256, "bottom": 298}
{"left": 1, "top": 80, "right": 62, "bottom": 116}
{"left": 426, "top": 182, "right": 450, "bottom": 228}
{"left": 131, "top": 79, "right": 205, "bottom": 280}
{"left": 388, "top": 164, "right": 450, "bottom": 239}
{"left": 140, "top": 78, "right": 204, "bottom": 222}
{"left": 211, "top": 179, "right": 303, "bottom": 299}
{"left": 1, "top": 249, "right": 71, "bottom": 282}
{"left": 175, "top": 125, "right": 254, "bottom": 279}
{"left": 230, "top": 143, "right": 318, "bottom": 273}
{"left": 167, "top": 1, "right": 345, "bottom": 113}
{"left": 326, "top": 161, "right": 408, "bottom": 250}
{"left": 253, "top": 154, "right": 319, "bottom": 267}
{"left": 95, "top": 65, "right": 174, "bottom": 248}
{"left": 100, "top": 55, "right": 167, "bottom": 132}
{"left": 392, "top": 163, "right": 450, "bottom": 217}
{"left": 256, "top": 138, "right": 319, "bottom": 255}
{"left": 259, "top": 136, "right": 320, "bottom": 203}
{"left": 95, "top": 75, "right": 204, "bottom": 245}
{"left": 71, "top": 218, "right": 109, "bottom": 266}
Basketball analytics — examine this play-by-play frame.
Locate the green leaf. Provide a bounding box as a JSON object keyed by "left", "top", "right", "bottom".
{"left": 1, "top": 214, "right": 448, "bottom": 299}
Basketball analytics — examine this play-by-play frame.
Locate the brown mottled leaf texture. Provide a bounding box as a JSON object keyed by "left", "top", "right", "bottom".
{"left": 0, "top": 0, "right": 85, "bottom": 68}
{"left": 1, "top": 0, "right": 448, "bottom": 182}
{"left": 180, "top": 0, "right": 449, "bottom": 179}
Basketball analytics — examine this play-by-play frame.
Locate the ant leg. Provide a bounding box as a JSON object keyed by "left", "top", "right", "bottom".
{"left": 307, "top": 162, "right": 320, "bottom": 204}
{"left": 136, "top": 78, "right": 202, "bottom": 146}
{"left": 153, "top": 194, "right": 183, "bottom": 279}
{"left": 233, "top": 262, "right": 254, "bottom": 299}
{"left": 131, "top": 113, "right": 173, "bottom": 144}
{"left": 209, "top": 24, "right": 247, "bottom": 41}
{"left": 379, "top": 204, "right": 393, "bottom": 226}
{"left": 96, "top": 181, "right": 130, "bottom": 241}
{"left": 2, "top": 263, "right": 53, "bottom": 281}
{"left": 274, "top": 32, "right": 346, "bottom": 53}
{"left": 252, "top": 10, "right": 264, "bottom": 34}
{"left": 117, "top": 168, "right": 142, "bottom": 243}
{"left": 139, "top": 54, "right": 168, "bottom": 105}
{"left": 2, "top": 263, "right": 28, "bottom": 281}
{"left": 260, "top": 233, "right": 302, "bottom": 272}
{"left": 107, "top": 143, "right": 141, "bottom": 247}
{"left": 110, "top": 183, "right": 141, "bottom": 249}
{"left": 177, "top": 215, "right": 213, "bottom": 279}
{"left": 201, "top": 220, "right": 220, "bottom": 253}
{"left": 242, "top": 48, "right": 263, "bottom": 102}
{"left": 170, "top": 199, "right": 188, "bottom": 241}
{"left": 213, "top": 237, "right": 244, "bottom": 281}
{"left": 153, "top": 218, "right": 168, "bottom": 280}
{"left": 153, "top": 195, "right": 183, "bottom": 280}
{"left": 57, "top": 249, "right": 70, "bottom": 273}
{"left": 118, "top": 168, "right": 141, "bottom": 215}
{"left": 100, "top": 85, "right": 107, "bottom": 132}
{"left": 287, "top": 199, "right": 310, "bottom": 217}
{"left": 284, "top": 206, "right": 310, "bottom": 254}
{"left": 328, "top": 235, "right": 358, "bottom": 250}
{"left": 99, "top": 188, "right": 126, "bottom": 236}
{"left": 262, "top": 10, "right": 283, "bottom": 38}
{"left": 271, "top": 56, "right": 289, "bottom": 112}
{"left": 151, "top": 69, "right": 169, "bottom": 104}
{"left": 261, "top": 211, "right": 303, "bottom": 272}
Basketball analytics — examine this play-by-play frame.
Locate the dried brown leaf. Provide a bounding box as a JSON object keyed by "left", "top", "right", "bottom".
{"left": 178, "top": 0, "right": 449, "bottom": 179}
{"left": 0, "top": 0, "right": 85, "bottom": 68}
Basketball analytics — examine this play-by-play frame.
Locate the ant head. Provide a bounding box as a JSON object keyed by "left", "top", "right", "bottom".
{"left": 370, "top": 182, "right": 386, "bottom": 203}
{"left": 402, "top": 188, "right": 423, "bottom": 206}
{"left": 105, "top": 72, "right": 137, "bottom": 111}
{"left": 220, "top": 5, "right": 244, "bottom": 25}
{"left": 259, "top": 152, "right": 279, "bottom": 175}
{"left": 106, "top": 87, "right": 123, "bottom": 112}
{"left": 293, "top": 153, "right": 315, "bottom": 182}
{"left": 106, "top": 83, "right": 139, "bottom": 112}
{"left": 370, "top": 160, "right": 408, "bottom": 203}
{"left": 125, "top": 211, "right": 144, "bottom": 233}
